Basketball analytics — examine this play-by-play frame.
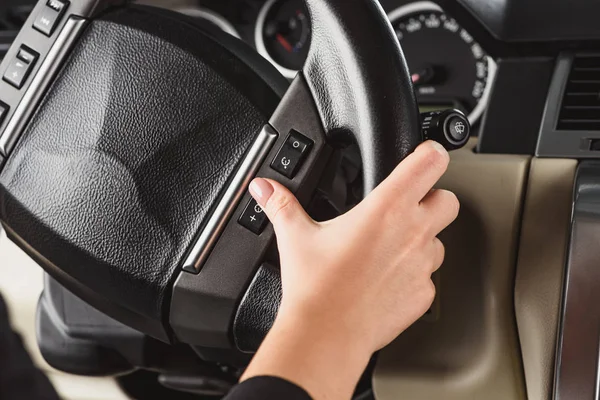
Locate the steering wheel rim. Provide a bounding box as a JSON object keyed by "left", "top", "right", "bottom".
{"left": 0, "top": 0, "right": 421, "bottom": 354}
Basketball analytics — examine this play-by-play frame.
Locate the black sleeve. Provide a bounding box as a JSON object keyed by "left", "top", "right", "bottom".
{"left": 224, "top": 376, "right": 313, "bottom": 400}
{"left": 0, "top": 295, "right": 60, "bottom": 400}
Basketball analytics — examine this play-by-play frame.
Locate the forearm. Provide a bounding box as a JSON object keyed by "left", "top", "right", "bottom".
{"left": 241, "top": 312, "right": 372, "bottom": 400}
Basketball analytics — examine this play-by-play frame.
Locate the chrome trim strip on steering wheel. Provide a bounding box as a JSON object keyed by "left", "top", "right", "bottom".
{"left": 0, "top": 17, "right": 87, "bottom": 157}
{"left": 181, "top": 125, "right": 279, "bottom": 273}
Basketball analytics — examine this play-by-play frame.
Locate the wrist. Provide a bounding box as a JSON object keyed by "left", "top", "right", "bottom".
{"left": 242, "top": 305, "right": 373, "bottom": 399}
{"left": 276, "top": 300, "right": 376, "bottom": 358}
{"left": 273, "top": 308, "right": 373, "bottom": 363}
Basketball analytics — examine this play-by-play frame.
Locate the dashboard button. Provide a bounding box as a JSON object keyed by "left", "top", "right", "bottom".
{"left": 446, "top": 115, "right": 469, "bottom": 142}
{"left": 271, "top": 131, "right": 313, "bottom": 179}
{"left": 3, "top": 52, "right": 36, "bottom": 89}
{"left": 33, "top": 0, "right": 69, "bottom": 37}
{"left": 0, "top": 102, "right": 9, "bottom": 125}
{"left": 238, "top": 198, "right": 269, "bottom": 235}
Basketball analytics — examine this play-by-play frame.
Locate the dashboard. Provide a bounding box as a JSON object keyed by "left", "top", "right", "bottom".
{"left": 2, "top": 2, "right": 600, "bottom": 400}
{"left": 144, "top": 0, "right": 496, "bottom": 126}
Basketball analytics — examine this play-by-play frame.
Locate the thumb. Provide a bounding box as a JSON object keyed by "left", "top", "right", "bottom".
{"left": 249, "top": 178, "right": 314, "bottom": 237}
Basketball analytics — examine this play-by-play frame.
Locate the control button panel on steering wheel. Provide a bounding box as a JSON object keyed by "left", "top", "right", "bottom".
{"left": 271, "top": 130, "right": 313, "bottom": 179}
{"left": 2, "top": 46, "right": 38, "bottom": 89}
{"left": 238, "top": 198, "right": 269, "bottom": 235}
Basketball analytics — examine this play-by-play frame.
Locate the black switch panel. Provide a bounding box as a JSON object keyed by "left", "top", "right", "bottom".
{"left": 238, "top": 198, "right": 269, "bottom": 235}
{"left": 271, "top": 130, "right": 313, "bottom": 179}
{"left": 33, "top": 0, "right": 69, "bottom": 37}
{"left": 0, "top": 102, "right": 8, "bottom": 125}
{"left": 3, "top": 46, "right": 38, "bottom": 89}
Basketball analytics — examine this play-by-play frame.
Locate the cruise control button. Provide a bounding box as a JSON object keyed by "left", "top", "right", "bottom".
{"left": 0, "top": 102, "right": 9, "bottom": 125}
{"left": 271, "top": 130, "right": 313, "bottom": 179}
{"left": 285, "top": 133, "right": 311, "bottom": 153}
{"left": 33, "top": 0, "right": 69, "bottom": 37}
{"left": 3, "top": 57, "right": 34, "bottom": 89}
{"left": 239, "top": 198, "right": 269, "bottom": 235}
{"left": 17, "top": 47, "right": 38, "bottom": 64}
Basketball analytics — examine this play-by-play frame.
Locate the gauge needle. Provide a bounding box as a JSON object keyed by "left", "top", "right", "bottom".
{"left": 411, "top": 67, "right": 436, "bottom": 85}
{"left": 276, "top": 33, "right": 294, "bottom": 53}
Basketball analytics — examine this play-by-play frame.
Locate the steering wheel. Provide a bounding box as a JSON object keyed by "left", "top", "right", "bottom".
{"left": 0, "top": 0, "right": 421, "bottom": 354}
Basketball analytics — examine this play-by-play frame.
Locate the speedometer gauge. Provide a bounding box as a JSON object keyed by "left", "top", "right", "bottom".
{"left": 388, "top": 1, "right": 496, "bottom": 124}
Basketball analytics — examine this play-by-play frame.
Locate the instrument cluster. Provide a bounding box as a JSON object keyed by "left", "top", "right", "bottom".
{"left": 156, "top": 0, "right": 496, "bottom": 125}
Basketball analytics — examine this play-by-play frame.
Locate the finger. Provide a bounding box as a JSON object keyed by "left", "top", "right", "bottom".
{"left": 249, "top": 178, "right": 315, "bottom": 238}
{"left": 373, "top": 141, "right": 450, "bottom": 204}
{"left": 420, "top": 189, "right": 460, "bottom": 235}
{"left": 431, "top": 237, "right": 445, "bottom": 273}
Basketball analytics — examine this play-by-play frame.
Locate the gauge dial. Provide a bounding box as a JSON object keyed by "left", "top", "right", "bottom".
{"left": 255, "top": 0, "right": 311, "bottom": 79}
{"left": 388, "top": 2, "right": 496, "bottom": 124}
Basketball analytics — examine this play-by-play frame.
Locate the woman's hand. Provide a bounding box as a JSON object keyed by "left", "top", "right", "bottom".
{"left": 241, "top": 141, "right": 459, "bottom": 399}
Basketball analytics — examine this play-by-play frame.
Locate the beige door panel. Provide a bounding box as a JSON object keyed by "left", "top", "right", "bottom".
{"left": 374, "top": 141, "right": 530, "bottom": 400}
{"left": 0, "top": 229, "right": 131, "bottom": 400}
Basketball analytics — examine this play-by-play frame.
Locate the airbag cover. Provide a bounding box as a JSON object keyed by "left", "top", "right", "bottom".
{"left": 0, "top": 6, "right": 282, "bottom": 334}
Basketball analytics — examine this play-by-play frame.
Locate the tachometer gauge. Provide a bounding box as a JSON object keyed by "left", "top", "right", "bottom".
{"left": 255, "top": 0, "right": 311, "bottom": 79}
{"left": 388, "top": 1, "right": 496, "bottom": 124}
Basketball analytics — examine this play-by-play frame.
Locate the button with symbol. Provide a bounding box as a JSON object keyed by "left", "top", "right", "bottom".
{"left": 3, "top": 47, "right": 38, "bottom": 89}
{"left": 446, "top": 116, "right": 468, "bottom": 142}
{"left": 271, "top": 130, "right": 313, "bottom": 179}
{"left": 33, "top": 0, "right": 69, "bottom": 37}
{"left": 238, "top": 198, "right": 269, "bottom": 235}
{"left": 17, "top": 47, "right": 38, "bottom": 65}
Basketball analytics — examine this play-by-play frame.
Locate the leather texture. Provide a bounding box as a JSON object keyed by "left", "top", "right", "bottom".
{"left": 0, "top": 5, "right": 285, "bottom": 338}
{"left": 233, "top": 264, "right": 282, "bottom": 353}
{"left": 303, "top": 0, "right": 422, "bottom": 193}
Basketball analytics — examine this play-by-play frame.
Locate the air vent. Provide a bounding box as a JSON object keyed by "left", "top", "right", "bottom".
{"left": 0, "top": 4, "right": 34, "bottom": 61}
{"left": 557, "top": 54, "right": 600, "bottom": 131}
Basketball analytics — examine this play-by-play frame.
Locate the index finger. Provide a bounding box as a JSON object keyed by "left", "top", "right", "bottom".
{"left": 371, "top": 141, "right": 450, "bottom": 204}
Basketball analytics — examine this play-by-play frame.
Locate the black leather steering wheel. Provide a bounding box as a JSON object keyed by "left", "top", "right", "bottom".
{"left": 0, "top": 0, "right": 421, "bottom": 355}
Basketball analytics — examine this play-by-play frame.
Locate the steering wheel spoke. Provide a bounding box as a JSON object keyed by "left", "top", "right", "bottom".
{"left": 171, "top": 74, "right": 333, "bottom": 350}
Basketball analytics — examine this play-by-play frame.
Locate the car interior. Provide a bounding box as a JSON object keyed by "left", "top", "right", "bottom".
{"left": 0, "top": 0, "right": 597, "bottom": 399}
